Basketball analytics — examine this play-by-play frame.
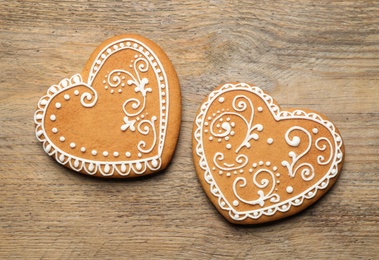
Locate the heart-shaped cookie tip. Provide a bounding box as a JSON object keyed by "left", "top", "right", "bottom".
{"left": 35, "top": 34, "right": 181, "bottom": 178}
{"left": 192, "top": 83, "right": 344, "bottom": 224}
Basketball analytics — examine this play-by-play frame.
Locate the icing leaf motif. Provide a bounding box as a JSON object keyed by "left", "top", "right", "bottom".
{"left": 121, "top": 116, "right": 136, "bottom": 132}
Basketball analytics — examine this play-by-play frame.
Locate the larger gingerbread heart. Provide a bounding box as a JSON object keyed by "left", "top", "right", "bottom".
{"left": 34, "top": 34, "right": 181, "bottom": 178}
{"left": 192, "top": 83, "right": 344, "bottom": 224}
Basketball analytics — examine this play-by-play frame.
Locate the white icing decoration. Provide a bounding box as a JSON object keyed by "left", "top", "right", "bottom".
{"left": 103, "top": 151, "right": 108, "bottom": 157}
{"left": 52, "top": 128, "right": 58, "bottom": 133}
{"left": 80, "top": 147, "right": 86, "bottom": 152}
{"left": 64, "top": 94, "right": 70, "bottom": 100}
{"left": 92, "top": 150, "right": 97, "bottom": 156}
{"left": 281, "top": 127, "right": 315, "bottom": 181}
{"left": 70, "top": 142, "right": 76, "bottom": 148}
{"left": 286, "top": 186, "right": 294, "bottom": 194}
{"left": 50, "top": 115, "right": 56, "bottom": 121}
{"left": 34, "top": 38, "right": 169, "bottom": 176}
{"left": 193, "top": 83, "right": 344, "bottom": 221}
{"left": 267, "top": 138, "right": 273, "bottom": 144}
{"left": 313, "top": 128, "right": 318, "bottom": 134}
{"left": 233, "top": 169, "right": 280, "bottom": 207}
{"left": 59, "top": 136, "right": 65, "bottom": 142}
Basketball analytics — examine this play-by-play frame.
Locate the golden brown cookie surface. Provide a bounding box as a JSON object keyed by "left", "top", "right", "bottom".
{"left": 35, "top": 34, "right": 181, "bottom": 178}
{"left": 193, "top": 83, "right": 344, "bottom": 224}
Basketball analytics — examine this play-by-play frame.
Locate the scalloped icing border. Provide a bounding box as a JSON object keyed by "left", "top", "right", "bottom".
{"left": 34, "top": 38, "right": 169, "bottom": 177}
{"left": 194, "top": 83, "right": 344, "bottom": 221}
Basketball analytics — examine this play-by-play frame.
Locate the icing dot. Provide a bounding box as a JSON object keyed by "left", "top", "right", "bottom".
{"left": 118, "top": 89, "right": 122, "bottom": 93}
{"left": 103, "top": 151, "right": 109, "bottom": 157}
{"left": 50, "top": 115, "right": 56, "bottom": 121}
{"left": 225, "top": 136, "right": 230, "bottom": 141}
{"left": 276, "top": 173, "right": 281, "bottom": 177}
{"left": 59, "top": 136, "right": 65, "bottom": 142}
{"left": 207, "top": 116, "right": 212, "bottom": 120}
{"left": 209, "top": 136, "right": 213, "bottom": 141}
{"left": 277, "top": 180, "right": 280, "bottom": 184}
{"left": 231, "top": 122, "right": 235, "bottom": 127}
{"left": 212, "top": 167, "right": 216, "bottom": 171}
{"left": 239, "top": 169, "right": 243, "bottom": 173}
{"left": 312, "top": 128, "right": 319, "bottom": 134}
{"left": 233, "top": 200, "right": 239, "bottom": 206}
{"left": 226, "top": 117, "right": 231, "bottom": 121}
{"left": 266, "top": 161, "right": 271, "bottom": 166}
{"left": 233, "top": 171, "right": 237, "bottom": 174}
{"left": 81, "top": 147, "right": 86, "bottom": 152}
{"left": 110, "top": 89, "right": 114, "bottom": 94}
{"left": 253, "top": 163, "right": 257, "bottom": 168}
{"left": 216, "top": 124, "right": 220, "bottom": 128}
{"left": 295, "top": 199, "right": 300, "bottom": 204}
{"left": 204, "top": 130, "right": 208, "bottom": 133}
{"left": 230, "top": 131, "right": 235, "bottom": 136}
{"left": 52, "top": 128, "right": 58, "bottom": 133}
{"left": 113, "top": 152, "right": 119, "bottom": 157}
{"left": 218, "top": 138, "right": 222, "bottom": 143}
{"left": 70, "top": 142, "right": 76, "bottom": 149}
{"left": 204, "top": 122, "right": 209, "bottom": 126}
{"left": 92, "top": 150, "right": 97, "bottom": 156}
{"left": 267, "top": 138, "right": 273, "bottom": 144}
{"left": 105, "top": 86, "right": 108, "bottom": 90}
{"left": 219, "top": 171, "right": 223, "bottom": 174}
{"left": 249, "top": 169, "right": 253, "bottom": 173}
{"left": 273, "top": 166, "right": 278, "bottom": 171}
{"left": 286, "top": 186, "right": 293, "bottom": 194}
{"left": 218, "top": 97, "right": 225, "bottom": 103}
{"left": 226, "top": 173, "right": 231, "bottom": 177}
{"left": 220, "top": 201, "right": 226, "bottom": 207}
{"left": 308, "top": 191, "right": 313, "bottom": 196}
{"left": 257, "top": 107, "right": 263, "bottom": 112}
{"left": 226, "top": 144, "right": 232, "bottom": 150}
{"left": 55, "top": 102, "right": 61, "bottom": 109}
{"left": 64, "top": 94, "right": 70, "bottom": 100}
{"left": 74, "top": 90, "right": 79, "bottom": 96}
{"left": 259, "top": 161, "right": 264, "bottom": 166}
{"left": 125, "top": 152, "right": 131, "bottom": 158}
{"left": 138, "top": 153, "right": 142, "bottom": 157}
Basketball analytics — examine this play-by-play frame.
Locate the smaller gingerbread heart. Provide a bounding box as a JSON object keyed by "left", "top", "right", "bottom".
{"left": 192, "top": 83, "right": 344, "bottom": 224}
{"left": 34, "top": 34, "right": 181, "bottom": 178}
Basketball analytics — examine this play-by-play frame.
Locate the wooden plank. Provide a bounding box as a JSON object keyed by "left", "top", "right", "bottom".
{"left": 0, "top": 0, "right": 378, "bottom": 258}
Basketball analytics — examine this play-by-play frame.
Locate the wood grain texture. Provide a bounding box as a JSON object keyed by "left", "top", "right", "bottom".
{"left": 1, "top": 0, "right": 378, "bottom": 259}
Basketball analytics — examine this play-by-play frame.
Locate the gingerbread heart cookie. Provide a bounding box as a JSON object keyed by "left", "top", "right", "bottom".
{"left": 34, "top": 34, "right": 181, "bottom": 178}
{"left": 193, "top": 83, "right": 344, "bottom": 224}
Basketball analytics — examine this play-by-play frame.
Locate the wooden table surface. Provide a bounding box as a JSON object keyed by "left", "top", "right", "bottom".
{"left": 1, "top": 1, "right": 378, "bottom": 259}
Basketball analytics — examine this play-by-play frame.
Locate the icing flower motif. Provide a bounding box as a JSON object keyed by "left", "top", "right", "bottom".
{"left": 120, "top": 116, "right": 136, "bottom": 132}
{"left": 128, "top": 77, "right": 152, "bottom": 97}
